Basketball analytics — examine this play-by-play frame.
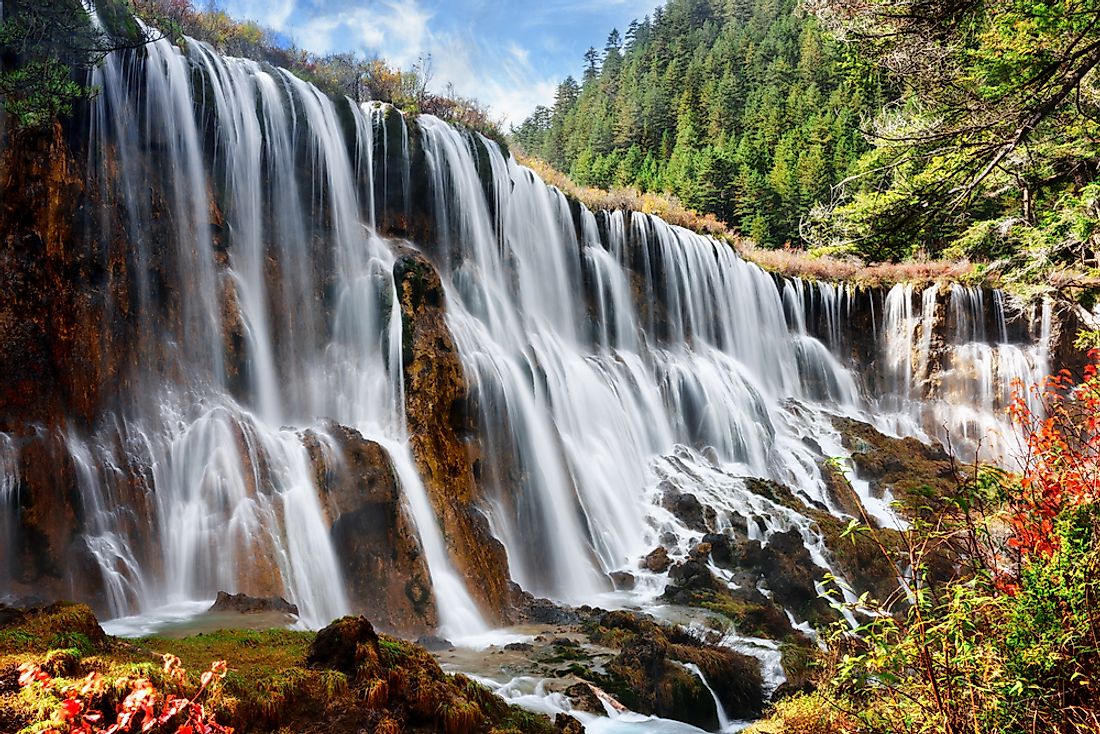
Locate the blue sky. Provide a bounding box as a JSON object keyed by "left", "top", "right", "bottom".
{"left": 217, "top": 0, "right": 665, "bottom": 125}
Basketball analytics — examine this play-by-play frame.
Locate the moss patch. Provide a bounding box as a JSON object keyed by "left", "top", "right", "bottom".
{"left": 0, "top": 605, "right": 563, "bottom": 734}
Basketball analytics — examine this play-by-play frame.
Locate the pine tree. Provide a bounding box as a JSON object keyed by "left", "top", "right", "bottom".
{"left": 511, "top": 0, "right": 881, "bottom": 249}
{"left": 582, "top": 47, "right": 600, "bottom": 82}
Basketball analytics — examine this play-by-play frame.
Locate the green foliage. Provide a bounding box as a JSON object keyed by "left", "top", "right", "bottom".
{"left": 510, "top": 0, "right": 883, "bottom": 249}
{"left": 805, "top": 0, "right": 1100, "bottom": 271}
{"left": 812, "top": 433, "right": 1100, "bottom": 734}
{"left": 830, "top": 506, "right": 1100, "bottom": 733}
{"left": 0, "top": 0, "right": 103, "bottom": 130}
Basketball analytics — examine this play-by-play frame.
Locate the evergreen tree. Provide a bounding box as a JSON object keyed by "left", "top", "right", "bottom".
{"left": 582, "top": 47, "right": 600, "bottom": 82}
{"left": 513, "top": 0, "right": 883, "bottom": 249}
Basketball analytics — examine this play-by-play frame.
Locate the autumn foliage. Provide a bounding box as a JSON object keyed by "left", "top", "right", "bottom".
{"left": 768, "top": 352, "right": 1100, "bottom": 734}
{"left": 17, "top": 654, "right": 232, "bottom": 734}
{"left": 1007, "top": 350, "right": 1100, "bottom": 560}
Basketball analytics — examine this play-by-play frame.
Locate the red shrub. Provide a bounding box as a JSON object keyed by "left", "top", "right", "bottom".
{"left": 17, "top": 655, "right": 233, "bottom": 734}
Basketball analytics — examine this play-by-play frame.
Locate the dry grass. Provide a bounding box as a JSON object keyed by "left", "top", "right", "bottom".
{"left": 517, "top": 155, "right": 729, "bottom": 237}
{"left": 517, "top": 154, "right": 980, "bottom": 287}
{"left": 740, "top": 241, "right": 976, "bottom": 286}
{"left": 743, "top": 692, "right": 857, "bottom": 734}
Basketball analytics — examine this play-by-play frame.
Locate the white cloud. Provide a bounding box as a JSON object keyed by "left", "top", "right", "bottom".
{"left": 220, "top": 0, "right": 296, "bottom": 31}
{"left": 217, "top": 0, "right": 658, "bottom": 124}
{"left": 421, "top": 33, "right": 556, "bottom": 124}
{"left": 289, "top": 2, "right": 432, "bottom": 64}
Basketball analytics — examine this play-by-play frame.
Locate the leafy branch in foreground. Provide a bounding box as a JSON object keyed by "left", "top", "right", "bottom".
{"left": 804, "top": 0, "right": 1100, "bottom": 268}
{"left": 0, "top": 0, "right": 165, "bottom": 132}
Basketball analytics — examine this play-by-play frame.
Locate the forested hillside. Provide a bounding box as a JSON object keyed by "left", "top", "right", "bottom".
{"left": 511, "top": 0, "right": 885, "bottom": 249}
{"left": 806, "top": 0, "right": 1100, "bottom": 280}
{"left": 515, "top": 0, "right": 1100, "bottom": 283}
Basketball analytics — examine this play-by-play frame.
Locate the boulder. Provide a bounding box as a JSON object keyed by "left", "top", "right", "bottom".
{"left": 303, "top": 423, "right": 438, "bottom": 635}
{"left": 665, "top": 558, "right": 723, "bottom": 596}
{"left": 659, "top": 485, "right": 716, "bottom": 532}
{"left": 555, "top": 713, "right": 585, "bottom": 734}
{"left": 643, "top": 546, "right": 671, "bottom": 573}
{"left": 510, "top": 585, "right": 583, "bottom": 625}
{"left": 208, "top": 591, "right": 299, "bottom": 616}
{"left": 563, "top": 681, "right": 606, "bottom": 714}
{"left": 585, "top": 610, "right": 764, "bottom": 727}
{"left": 759, "top": 529, "right": 832, "bottom": 624}
{"left": 306, "top": 615, "right": 379, "bottom": 674}
{"left": 609, "top": 570, "right": 636, "bottom": 590}
{"left": 689, "top": 542, "right": 712, "bottom": 559}
{"left": 415, "top": 634, "right": 454, "bottom": 652}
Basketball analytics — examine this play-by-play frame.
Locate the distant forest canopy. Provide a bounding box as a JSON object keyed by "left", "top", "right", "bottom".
{"left": 512, "top": 0, "right": 1100, "bottom": 277}
{"left": 511, "top": 0, "right": 884, "bottom": 250}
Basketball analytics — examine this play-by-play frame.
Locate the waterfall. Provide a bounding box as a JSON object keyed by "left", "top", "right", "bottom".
{"left": 681, "top": 662, "right": 732, "bottom": 731}
{"left": 0, "top": 434, "right": 17, "bottom": 597}
{"left": 0, "top": 21, "right": 1055, "bottom": 633}
{"left": 876, "top": 283, "right": 1049, "bottom": 461}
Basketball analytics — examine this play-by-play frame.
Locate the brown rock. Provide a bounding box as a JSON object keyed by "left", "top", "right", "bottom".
{"left": 306, "top": 615, "right": 379, "bottom": 674}
{"left": 303, "top": 423, "right": 438, "bottom": 635}
{"left": 609, "top": 570, "right": 636, "bottom": 590}
{"left": 555, "top": 713, "right": 585, "bottom": 733}
{"left": 690, "top": 542, "right": 712, "bottom": 559}
{"left": 643, "top": 546, "right": 671, "bottom": 573}
{"left": 563, "top": 681, "right": 605, "bottom": 714}
{"left": 394, "top": 252, "right": 513, "bottom": 624}
{"left": 208, "top": 591, "right": 298, "bottom": 616}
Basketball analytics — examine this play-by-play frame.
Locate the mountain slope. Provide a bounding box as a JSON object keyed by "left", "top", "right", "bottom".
{"left": 511, "top": 0, "right": 884, "bottom": 248}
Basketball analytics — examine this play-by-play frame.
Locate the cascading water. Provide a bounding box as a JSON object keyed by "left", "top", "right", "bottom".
{"left": 67, "top": 24, "right": 490, "bottom": 633}
{"left": 0, "top": 434, "right": 18, "bottom": 597}
{"left": 0, "top": 16, "right": 1055, "bottom": 652}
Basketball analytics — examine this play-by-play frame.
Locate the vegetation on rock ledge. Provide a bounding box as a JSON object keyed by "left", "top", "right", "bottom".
{"left": 1, "top": 605, "right": 567, "bottom": 734}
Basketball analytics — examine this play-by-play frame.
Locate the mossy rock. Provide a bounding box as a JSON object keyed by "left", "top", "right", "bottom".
{"left": 0, "top": 607, "right": 560, "bottom": 733}
{"left": 584, "top": 610, "right": 764, "bottom": 726}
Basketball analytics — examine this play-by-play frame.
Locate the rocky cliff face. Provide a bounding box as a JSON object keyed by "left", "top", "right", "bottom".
{"left": 0, "top": 27, "right": 1084, "bottom": 650}
{"left": 304, "top": 424, "right": 438, "bottom": 635}
{"left": 393, "top": 252, "right": 513, "bottom": 623}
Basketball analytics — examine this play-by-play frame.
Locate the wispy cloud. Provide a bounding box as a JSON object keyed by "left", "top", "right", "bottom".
{"left": 217, "top": 0, "right": 666, "bottom": 124}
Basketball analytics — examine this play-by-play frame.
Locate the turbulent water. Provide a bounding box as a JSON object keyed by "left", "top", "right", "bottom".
{"left": 0, "top": 25, "right": 1051, "bottom": 652}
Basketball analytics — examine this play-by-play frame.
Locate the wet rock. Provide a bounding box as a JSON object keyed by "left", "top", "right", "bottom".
{"left": 307, "top": 615, "right": 379, "bottom": 674}
{"left": 831, "top": 416, "right": 958, "bottom": 519}
{"left": 643, "top": 546, "right": 671, "bottom": 573}
{"left": 415, "top": 634, "right": 454, "bottom": 652}
{"left": 555, "top": 713, "right": 585, "bottom": 734}
{"left": 664, "top": 558, "right": 725, "bottom": 599}
{"left": 609, "top": 570, "right": 636, "bottom": 590}
{"left": 303, "top": 423, "right": 438, "bottom": 635}
{"left": 564, "top": 681, "right": 606, "bottom": 714}
{"left": 208, "top": 591, "right": 298, "bottom": 616}
{"left": 703, "top": 533, "right": 733, "bottom": 566}
{"left": 504, "top": 642, "right": 534, "bottom": 652}
{"left": 661, "top": 555, "right": 796, "bottom": 641}
{"left": 585, "top": 610, "right": 764, "bottom": 727}
{"left": 511, "top": 586, "right": 583, "bottom": 625}
{"left": 820, "top": 457, "right": 865, "bottom": 518}
{"left": 759, "top": 529, "right": 831, "bottom": 624}
{"left": 689, "top": 542, "right": 712, "bottom": 559}
{"left": 659, "top": 486, "right": 716, "bottom": 532}
{"left": 394, "top": 251, "right": 513, "bottom": 623}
